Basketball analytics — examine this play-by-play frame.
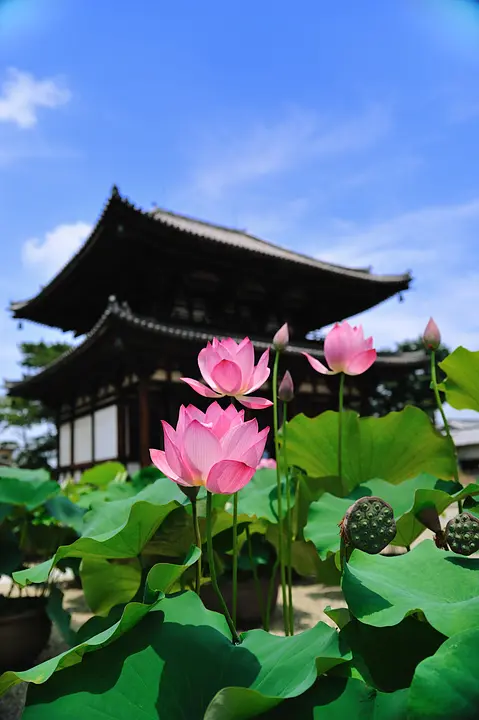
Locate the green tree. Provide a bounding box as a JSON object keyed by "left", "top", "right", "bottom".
{"left": 367, "top": 338, "right": 450, "bottom": 420}
{"left": 0, "top": 341, "right": 71, "bottom": 468}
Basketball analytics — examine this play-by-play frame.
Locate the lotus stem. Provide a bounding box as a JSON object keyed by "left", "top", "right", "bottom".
{"left": 283, "top": 401, "right": 294, "bottom": 635}
{"left": 264, "top": 556, "right": 279, "bottom": 632}
{"left": 206, "top": 491, "right": 241, "bottom": 644}
{"left": 190, "top": 496, "right": 202, "bottom": 596}
{"left": 232, "top": 491, "right": 238, "bottom": 625}
{"left": 272, "top": 349, "right": 290, "bottom": 635}
{"left": 246, "top": 524, "right": 265, "bottom": 628}
{"left": 338, "top": 373, "right": 345, "bottom": 482}
{"left": 430, "top": 350, "right": 461, "bottom": 509}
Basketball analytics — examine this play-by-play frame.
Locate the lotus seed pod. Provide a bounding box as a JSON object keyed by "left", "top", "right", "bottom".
{"left": 445, "top": 512, "right": 479, "bottom": 556}
{"left": 342, "top": 496, "right": 396, "bottom": 554}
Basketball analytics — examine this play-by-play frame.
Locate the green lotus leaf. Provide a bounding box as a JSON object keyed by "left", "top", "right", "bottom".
{"left": 13, "top": 480, "right": 185, "bottom": 586}
{"left": 19, "top": 592, "right": 349, "bottom": 719}
{"left": 438, "top": 346, "right": 479, "bottom": 411}
{"left": 408, "top": 627, "right": 479, "bottom": 719}
{"left": 342, "top": 539, "right": 479, "bottom": 636}
{"left": 305, "top": 475, "right": 469, "bottom": 556}
{"left": 285, "top": 407, "right": 456, "bottom": 494}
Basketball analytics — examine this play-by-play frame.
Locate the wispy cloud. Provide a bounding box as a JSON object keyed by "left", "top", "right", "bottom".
{"left": 22, "top": 222, "right": 91, "bottom": 279}
{"left": 312, "top": 197, "right": 479, "bottom": 350}
{"left": 0, "top": 68, "right": 71, "bottom": 129}
{"left": 192, "top": 104, "right": 392, "bottom": 199}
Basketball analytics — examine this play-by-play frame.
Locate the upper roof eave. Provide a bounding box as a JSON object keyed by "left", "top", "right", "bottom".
{"left": 7, "top": 297, "right": 427, "bottom": 397}
{"left": 10, "top": 187, "right": 411, "bottom": 317}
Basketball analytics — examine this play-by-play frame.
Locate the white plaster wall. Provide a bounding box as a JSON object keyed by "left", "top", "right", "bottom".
{"left": 94, "top": 405, "right": 118, "bottom": 461}
{"left": 59, "top": 423, "right": 71, "bottom": 467}
{"left": 74, "top": 415, "right": 92, "bottom": 464}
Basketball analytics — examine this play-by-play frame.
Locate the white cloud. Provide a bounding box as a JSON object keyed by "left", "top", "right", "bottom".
{"left": 0, "top": 68, "right": 71, "bottom": 129}
{"left": 311, "top": 197, "right": 479, "bottom": 351}
{"left": 22, "top": 222, "right": 92, "bottom": 279}
{"left": 193, "top": 104, "right": 392, "bottom": 199}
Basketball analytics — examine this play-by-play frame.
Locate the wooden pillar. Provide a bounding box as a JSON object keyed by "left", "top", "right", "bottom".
{"left": 138, "top": 376, "right": 150, "bottom": 467}
{"left": 69, "top": 405, "right": 75, "bottom": 472}
{"left": 117, "top": 389, "right": 126, "bottom": 463}
{"left": 55, "top": 411, "right": 61, "bottom": 481}
{"left": 91, "top": 391, "right": 96, "bottom": 464}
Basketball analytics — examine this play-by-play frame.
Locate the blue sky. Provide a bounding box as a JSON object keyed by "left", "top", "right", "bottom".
{"left": 1, "top": 0, "right": 479, "bottom": 392}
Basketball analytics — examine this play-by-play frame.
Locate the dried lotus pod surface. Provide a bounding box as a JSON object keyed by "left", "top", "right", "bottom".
{"left": 342, "top": 496, "right": 396, "bottom": 554}
{"left": 445, "top": 512, "right": 479, "bottom": 557}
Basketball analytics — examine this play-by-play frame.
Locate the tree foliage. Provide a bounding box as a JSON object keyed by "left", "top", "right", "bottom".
{"left": 0, "top": 341, "right": 71, "bottom": 468}
{"left": 366, "top": 338, "right": 449, "bottom": 420}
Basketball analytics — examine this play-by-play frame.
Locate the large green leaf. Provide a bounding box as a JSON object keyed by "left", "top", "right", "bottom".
{"left": 79, "top": 461, "right": 126, "bottom": 486}
{"left": 408, "top": 628, "right": 479, "bottom": 719}
{"left": 286, "top": 408, "right": 456, "bottom": 493}
{"left": 438, "top": 346, "right": 479, "bottom": 411}
{"left": 260, "top": 676, "right": 409, "bottom": 719}
{"left": 80, "top": 558, "right": 142, "bottom": 616}
{"left": 22, "top": 592, "right": 349, "bottom": 719}
{"left": 0, "top": 469, "right": 59, "bottom": 510}
{"left": 342, "top": 539, "right": 479, "bottom": 637}
{"left": 44, "top": 496, "right": 86, "bottom": 534}
{"left": 0, "top": 596, "right": 163, "bottom": 697}
{"left": 236, "top": 468, "right": 284, "bottom": 524}
{"left": 13, "top": 480, "right": 185, "bottom": 586}
{"left": 146, "top": 545, "right": 201, "bottom": 594}
{"left": 305, "top": 475, "right": 466, "bottom": 556}
{"left": 337, "top": 616, "right": 445, "bottom": 693}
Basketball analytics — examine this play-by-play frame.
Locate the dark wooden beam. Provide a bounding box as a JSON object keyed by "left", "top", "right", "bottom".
{"left": 70, "top": 406, "right": 75, "bottom": 468}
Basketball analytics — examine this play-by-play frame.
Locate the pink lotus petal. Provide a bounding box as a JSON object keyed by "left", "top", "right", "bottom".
{"left": 240, "top": 429, "right": 269, "bottom": 467}
{"left": 324, "top": 324, "right": 352, "bottom": 373}
{"left": 211, "top": 359, "right": 243, "bottom": 394}
{"left": 221, "top": 418, "right": 260, "bottom": 460}
{"left": 198, "top": 347, "right": 219, "bottom": 389}
{"left": 345, "top": 349, "right": 377, "bottom": 375}
{"left": 162, "top": 421, "right": 187, "bottom": 479}
{"left": 184, "top": 405, "right": 206, "bottom": 426}
{"left": 235, "top": 338, "right": 255, "bottom": 387}
{"left": 220, "top": 337, "right": 240, "bottom": 354}
{"left": 247, "top": 349, "right": 271, "bottom": 393}
{"left": 206, "top": 459, "right": 256, "bottom": 494}
{"left": 181, "top": 377, "right": 222, "bottom": 398}
{"left": 302, "top": 352, "right": 334, "bottom": 375}
{"left": 237, "top": 395, "right": 273, "bottom": 409}
{"left": 183, "top": 419, "right": 222, "bottom": 477}
{"left": 215, "top": 341, "right": 237, "bottom": 362}
{"left": 149, "top": 449, "right": 191, "bottom": 487}
{"left": 207, "top": 402, "right": 237, "bottom": 438}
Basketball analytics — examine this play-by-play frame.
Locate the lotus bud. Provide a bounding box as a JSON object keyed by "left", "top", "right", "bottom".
{"left": 423, "top": 317, "right": 441, "bottom": 351}
{"left": 278, "top": 371, "right": 294, "bottom": 403}
{"left": 445, "top": 512, "right": 479, "bottom": 556}
{"left": 272, "top": 323, "right": 289, "bottom": 352}
{"left": 340, "top": 496, "right": 396, "bottom": 554}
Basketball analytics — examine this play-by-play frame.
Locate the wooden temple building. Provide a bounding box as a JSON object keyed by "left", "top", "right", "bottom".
{"left": 7, "top": 187, "right": 425, "bottom": 479}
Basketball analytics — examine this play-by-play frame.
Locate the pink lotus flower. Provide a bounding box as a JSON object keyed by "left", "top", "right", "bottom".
{"left": 258, "top": 457, "right": 277, "bottom": 470}
{"left": 182, "top": 337, "right": 272, "bottom": 409}
{"left": 303, "top": 321, "right": 376, "bottom": 376}
{"left": 150, "top": 402, "right": 269, "bottom": 494}
{"left": 423, "top": 317, "right": 441, "bottom": 351}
